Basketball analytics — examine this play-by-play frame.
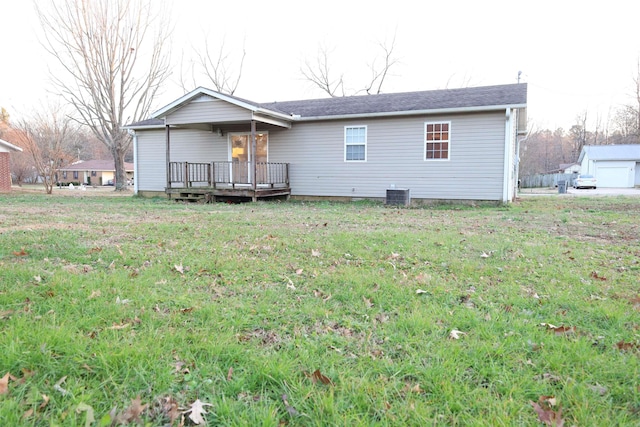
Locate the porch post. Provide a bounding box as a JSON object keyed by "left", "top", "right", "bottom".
{"left": 251, "top": 119, "right": 257, "bottom": 201}
{"left": 165, "top": 125, "right": 171, "bottom": 189}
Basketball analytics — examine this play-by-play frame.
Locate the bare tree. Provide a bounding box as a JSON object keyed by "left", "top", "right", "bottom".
{"left": 300, "top": 44, "right": 345, "bottom": 97}
{"left": 12, "top": 107, "right": 80, "bottom": 194}
{"left": 301, "top": 35, "right": 398, "bottom": 97}
{"left": 36, "top": 0, "right": 172, "bottom": 191}
{"left": 9, "top": 151, "right": 37, "bottom": 186}
{"left": 179, "top": 36, "right": 246, "bottom": 95}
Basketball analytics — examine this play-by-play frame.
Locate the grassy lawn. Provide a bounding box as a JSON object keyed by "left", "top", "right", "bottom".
{"left": 1, "top": 193, "right": 639, "bottom": 426}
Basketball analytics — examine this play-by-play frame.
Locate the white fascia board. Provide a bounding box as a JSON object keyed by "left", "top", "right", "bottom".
{"left": 122, "top": 124, "right": 166, "bottom": 131}
{"left": 295, "top": 104, "right": 527, "bottom": 122}
{"left": 150, "top": 87, "right": 295, "bottom": 123}
{"left": 252, "top": 112, "right": 292, "bottom": 128}
{"left": 0, "top": 138, "right": 23, "bottom": 152}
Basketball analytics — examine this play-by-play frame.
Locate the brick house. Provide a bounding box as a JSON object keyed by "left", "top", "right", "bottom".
{"left": 57, "top": 159, "right": 134, "bottom": 186}
{"left": 0, "top": 138, "right": 23, "bottom": 193}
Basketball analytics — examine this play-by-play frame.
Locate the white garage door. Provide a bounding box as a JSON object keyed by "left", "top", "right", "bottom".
{"left": 596, "top": 167, "right": 629, "bottom": 187}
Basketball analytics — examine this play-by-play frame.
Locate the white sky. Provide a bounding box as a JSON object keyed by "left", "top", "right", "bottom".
{"left": 2, "top": 0, "right": 639, "bottom": 131}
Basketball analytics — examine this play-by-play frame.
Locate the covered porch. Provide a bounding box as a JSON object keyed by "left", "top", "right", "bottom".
{"left": 154, "top": 89, "right": 297, "bottom": 202}
{"left": 166, "top": 160, "right": 290, "bottom": 202}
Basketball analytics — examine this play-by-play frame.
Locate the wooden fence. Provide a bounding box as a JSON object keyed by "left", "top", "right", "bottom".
{"left": 520, "top": 173, "right": 576, "bottom": 188}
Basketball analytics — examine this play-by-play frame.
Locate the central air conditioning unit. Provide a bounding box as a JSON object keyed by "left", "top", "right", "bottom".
{"left": 386, "top": 188, "right": 410, "bottom": 206}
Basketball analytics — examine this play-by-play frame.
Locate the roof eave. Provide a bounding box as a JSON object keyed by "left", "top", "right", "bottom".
{"left": 0, "top": 139, "right": 23, "bottom": 152}
{"left": 295, "top": 104, "right": 527, "bottom": 122}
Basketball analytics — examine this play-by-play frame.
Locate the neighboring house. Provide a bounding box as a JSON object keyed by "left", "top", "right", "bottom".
{"left": 125, "top": 83, "right": 527, "bottom": 203}
{"left": 559, "top": 162, "right": 581, "bottom": 174}
{"left": 58, "top": 159, "right": 134, "bottom": 186}
{"left": 578, "top": 145, "right": 640, "bottom": 188}
{"left": 0, "top": 138, "right": 23, "bottom": 193}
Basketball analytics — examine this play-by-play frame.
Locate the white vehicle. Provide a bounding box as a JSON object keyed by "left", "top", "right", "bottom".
{"left": 573, "top": 174, "right": 597, "bottom": 189}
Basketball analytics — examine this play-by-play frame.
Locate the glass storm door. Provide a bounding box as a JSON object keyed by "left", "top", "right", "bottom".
{"left": 230, "top": 134, "right": 268, "bottom": 184}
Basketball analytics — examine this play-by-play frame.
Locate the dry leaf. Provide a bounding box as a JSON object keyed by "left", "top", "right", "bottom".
{"left": 590, "top": 271, "right": 607, "bottom": 281}
{"left": 13, "top": 248, "right": 28, "bottom": 256}
{"left": 39, "top": 394, "right": 50, "bottom": 409}
{"left": 480, "top": 252, "right": 490, "bottom": 258}
{"left": 308, "top": 369, "right": 333, "bottom": 385}
{"left": 227, "top": 366, "right": 233, "bottom": 381}
{"left": 415, "top": 289, "right": 428, "bottom": 295}
{"left": 0, "top": 372, "right": 15, "bottom": 395}
{"left": 174, "top": 264, "right": 184, "bottom": 274}
{"left": 530, "top": 397, "right": 564, "bottom": 426}
{"left": 183, "top": 399, "right": 213, "bottom": 425}
{"left": 449, "top": 329, "right": 466, "bottom": 340}
{"left": 53, "top": 376, "right": 69, "bottom": 396}
{"left": 363, "top": 296, "right": 373, "bottom": 308}
{"left": 0, "top": 310, "right": 14, "bottom": 320}
{"left": 121, "top": 396, "right": 148, "bottom": 423}
{"left": 88, "top": 290, "right": 101, "bottom": 299}
{"left": 295, "top": 268, "right": 303, "bottom": 275}
{"left": 23, "top": 408, "right": 34, "bottom": 419}
{"left": 108, "top": 322, "right": 130, "bottom": 330}
{"left": 281, "top": 394, "right": 301, "bottom": 417}
{"left": 311, "top": 249, "right": 321, "bottom": 257}
{"left": 616, "top": 340, "right": 639, "bottom": 351}
{"left": 76, "top": 403, "right": 95, "bottom": 427}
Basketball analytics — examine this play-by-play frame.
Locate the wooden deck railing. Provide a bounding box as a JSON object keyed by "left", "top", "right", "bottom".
{"left": 169, "top": 161, "right": 289, "bottom": 189}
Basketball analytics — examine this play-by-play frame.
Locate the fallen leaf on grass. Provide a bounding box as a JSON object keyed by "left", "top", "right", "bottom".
{"left": 415, "top": 289, "right": 428, "bottom": 295}
{"left": 449, "top": 329, "right": 466, "bottom": 340}
{"left": 108, "top": 322, "right": 130, "bottom": 330}
{"left": 530, "top": 396, "right": 564, "bottom": 426}
{"left": 0, "top": 310, "right": 14, "bottom": 320}
{"left": 480, "top": 252, "right": 490, "bottom": 258}
{"left": 183, "top": 399, "right": 213, "bottom": 425}
{"left": 590, "top": 271, "right": 607, "bottom": 281}
{"left": 541, "top": 323, "right": 576, "bottom": 335}
{"left": 54, "top": 376, "right": 69, "bottom": 396}
{"left": 588, "top": 383, "right": 608, "bottom": 396}
{"left": 88, "top": 290, "right": 101, "bottom": 299}
{"left": 616, "top": 340, "right": 639, "bottom": 351}
{"left": 305, "top": 369, "right": 333, "bottom": 385}
{"left": 295, "top": 268, "right": 304, "bottom": 275}
{"left": 23, "top": 408, "right": 34, "bottom": 419}
{"left": 174, "top": 264, "right": 185, "bottom": 274}
{"left": 227, "top": 366, "right": 233, "bottom": 381}
{"left": 0, "top": 372, "right": 17, "bottom": 395}
{"left": 115, "top": 296, "right": 131, "bottom": 305}
{"left": 121, "top": 396, "right": 148, "bottom": 424}
{"left": 363, "top": 296, "right": 374, "bottom": 308}
{"left": 76, "top": 403, "right": 95, "bottom": 427}
{"left": 311, "top": 249, "right": 321, "bottom": 257}
{"left": 13, "top": 248, "right": 28, "bottom": 256}
{"left": 39, "top": 394, "right": 50, "bottom": 409}
{"left": 281, "top": 394, "right": 303, "bottom": 417}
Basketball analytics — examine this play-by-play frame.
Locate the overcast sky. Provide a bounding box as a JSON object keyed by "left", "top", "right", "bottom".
{"left": 2, "top": 0, "right": 639, "bottom": 132}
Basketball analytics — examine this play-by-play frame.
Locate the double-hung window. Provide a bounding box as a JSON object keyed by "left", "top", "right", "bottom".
{"left": 344, "top": 126, "right": 367, "bottom": 162}
{"left": 425, "top": 122, "right": 450, "bottom": 160}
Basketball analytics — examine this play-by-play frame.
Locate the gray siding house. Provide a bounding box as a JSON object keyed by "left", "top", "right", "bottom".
{"left": 578, "top": 144, "right": 640, "bottom": 188}
{"left": 126, "top": 83, "right": 527, "bottom": 203}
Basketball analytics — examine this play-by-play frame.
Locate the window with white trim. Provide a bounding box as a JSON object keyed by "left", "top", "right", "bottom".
{"left": 344, "top": 126, "right": 367, "bottom": 161}
{"left": 424, "top": 122, "right": 450, "bottom": 160}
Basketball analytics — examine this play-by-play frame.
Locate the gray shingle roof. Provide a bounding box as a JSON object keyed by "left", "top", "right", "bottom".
{"left": 582, "top": 144, "right": 640, "bottom": 161}
{"left": 259, "top": 83, "right": 527, "bottom": 118}
{"left": 126, "top": 83, "right": 527, "bottom": 127}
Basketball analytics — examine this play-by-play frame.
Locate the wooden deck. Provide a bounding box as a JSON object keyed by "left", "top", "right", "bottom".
{"left": 167, "top": 161, "right": 290, "bottom": 202}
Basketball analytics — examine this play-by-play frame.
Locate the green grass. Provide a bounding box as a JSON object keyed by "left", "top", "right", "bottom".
{"left": 1, "top": 194, "right": 639, "bottom": 426}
